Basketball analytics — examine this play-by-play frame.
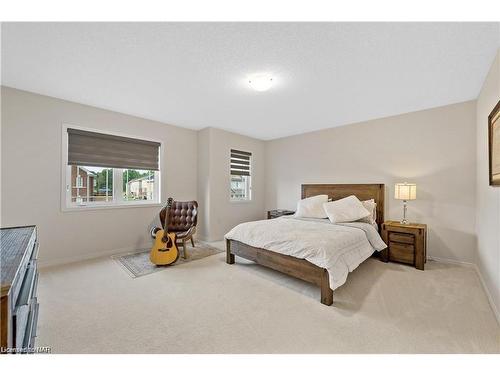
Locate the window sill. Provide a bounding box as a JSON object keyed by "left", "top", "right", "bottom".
{"left": 62, "top": 201, "right": 163, "bottom": 212}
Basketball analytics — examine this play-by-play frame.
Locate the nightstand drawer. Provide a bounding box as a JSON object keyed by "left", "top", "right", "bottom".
{"left": 381, "top": 221, "right": 426, "bottom": 270}
{"left": 389, "top": 242, "right": 414, "bottom": 264}
{"left": 389, "top": 232, "right": 414, "bottom": 244}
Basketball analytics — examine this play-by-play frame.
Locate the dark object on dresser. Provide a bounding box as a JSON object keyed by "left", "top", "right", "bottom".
{"left": 152, "top": 200, "right": 198, "bottom": 259}
{"left": 267, "top": 210, "right": 295, "bottom": 219}
{"left": 227, "top": 184, "right": 385, "bottom": 305}
{"left": 380, "top": 221, "right": 427, "bottom": 270}
{"left": 1, "top": 226, "right": 39, "bottom": 353}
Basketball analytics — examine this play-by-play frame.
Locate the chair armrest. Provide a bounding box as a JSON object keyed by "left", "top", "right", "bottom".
{"left": 175, "top": 226, "right": 197, "bottom": 240}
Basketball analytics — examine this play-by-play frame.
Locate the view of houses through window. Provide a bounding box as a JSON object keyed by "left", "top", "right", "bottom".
{"left": 71, "top": 166, "right": 113, "bottom": 204}
{"left": 230, "top": 175, "right": 251, "bottom": 200}
{"left": 70, "top": 166, "right": 155, "bottom": 205}
{"left": 123, "top": 169, "right": 155, "bottom": 201}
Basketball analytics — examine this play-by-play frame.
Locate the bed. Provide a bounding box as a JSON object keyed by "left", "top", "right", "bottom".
{"left": 225, "top": 184, "right": 386, "bottom": 305}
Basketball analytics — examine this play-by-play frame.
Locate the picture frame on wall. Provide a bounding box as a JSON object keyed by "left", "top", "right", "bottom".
{"left": 489, "top": 100, "right": 500, "bottom": 186}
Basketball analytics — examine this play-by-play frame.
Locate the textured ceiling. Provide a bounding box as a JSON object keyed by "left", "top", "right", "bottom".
{"left": 2, "top": 22, "right": 499, "bottom": 140}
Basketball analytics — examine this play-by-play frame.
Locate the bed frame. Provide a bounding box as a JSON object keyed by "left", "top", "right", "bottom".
{"left": 226, "top": 183, "right": 385, "bottom": 305}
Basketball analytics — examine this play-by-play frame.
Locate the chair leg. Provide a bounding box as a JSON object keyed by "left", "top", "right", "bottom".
{"left": 191, "top": 237, "right": 195, "bottom": 247}
{"left": 182, "top": 241, "right": 187, "bottom": 259}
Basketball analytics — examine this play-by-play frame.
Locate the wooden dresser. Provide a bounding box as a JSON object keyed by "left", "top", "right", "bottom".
{"left": 380, "top": 221, "right": 427, "bottom": 270}
{"left": 1, "top": 226, "right": 40, "bottom": 354}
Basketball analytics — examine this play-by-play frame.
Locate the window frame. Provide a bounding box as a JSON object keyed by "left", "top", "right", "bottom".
{"left": 230, "top": 174, "right": 252, "bottom": 203}
{"left": 229, "top": 151, "right": 252, "bottom": 203}
{"left": 61, "top": 123, "right": 163, "bottom": 211}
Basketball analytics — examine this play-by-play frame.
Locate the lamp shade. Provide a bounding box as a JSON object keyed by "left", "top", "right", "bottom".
{"left": 394, "top": 183, "right": 417, "bottom": 200}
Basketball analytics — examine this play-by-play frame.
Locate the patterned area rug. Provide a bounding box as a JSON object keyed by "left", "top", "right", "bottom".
{"left": 111, "top": 242, "right": 223, "bottom": 278}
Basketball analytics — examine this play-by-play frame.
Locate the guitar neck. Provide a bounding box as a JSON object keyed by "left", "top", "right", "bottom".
{"left": 162, "top": 199, "right": 173, "bottom": 241}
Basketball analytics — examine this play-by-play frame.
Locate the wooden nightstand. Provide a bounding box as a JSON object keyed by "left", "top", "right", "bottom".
{"left": 380, "top": 221, "right": 427, "bottom": 270}
{"left": 267, "top": 210, "right": 295, "bottom": 219}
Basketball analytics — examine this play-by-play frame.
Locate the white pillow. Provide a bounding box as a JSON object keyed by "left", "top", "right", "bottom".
{"left": 323, "top": 195, "right": 371, "bottom": 223}
{"left": 295, "top": 194, "right": 328, "bottom": 218}
{"left": 358, "top": 199, "right": 377, "bottom": 225}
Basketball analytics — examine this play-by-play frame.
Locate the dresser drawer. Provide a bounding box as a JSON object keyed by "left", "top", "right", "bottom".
{"left": 9, "top": 231, "right": 38, "bottom": 311}
{"left": 389, "top": 232, "right": 414, "bottom": 244}
{"left": 1, "top": 225, "right": 40, "bottom": 352}
{"left": 30, "top": 241, "right": 40, "bottom": 261}
{"left": 15, "top": 262, "right": 38, "bottom": 308}
{"left": 389, "top": 242, "right": 414, "bottom": 264}
{"left": 13, "top": 261, "right": 38, "bottom": 349}
{"left": 23, "top": 298, "right": 39, "bottom": 349}
{"left": 14, "top": 304, "right": 31, "bottom": 349}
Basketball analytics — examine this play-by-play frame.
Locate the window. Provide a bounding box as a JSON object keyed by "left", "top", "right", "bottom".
{"left": 230, "top": 174, "right": 251, "bottom": 200}
{"left": 70, "top": 166, "right": 113, "bottom": 204}
{"left": 75, "top": 173, "right": 84, "bottom": 188}
{"left": 63, "top": 126, "right": 161, "bottom": 209}
{"left": 230, "top": 149, "right": 251, "bottom": 201}
{"left": 123, "top": 169, "right": 156, "bottom": 201}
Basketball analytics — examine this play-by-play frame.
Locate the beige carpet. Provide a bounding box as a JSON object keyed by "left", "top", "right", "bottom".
{"left": 37, "top": 242, "right": 499, "bottom": 353}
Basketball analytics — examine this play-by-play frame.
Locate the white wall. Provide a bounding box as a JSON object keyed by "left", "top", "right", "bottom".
{"left": 1, "top": 87, "right": 266, "bottom": 264}
{"left": 197, "top": 127, "right": 266, "bottom": 241}
{"left": 1, "top": 87, "right": 198, "bottom": 265}
{"left": 475, "top": 49, "right": 500, "bottom": 317}
{"left": 196, "top": 127, "right": 211, "bottom": 240}
{"left": 265, "top": 101, "right": 477, "bottom": 263}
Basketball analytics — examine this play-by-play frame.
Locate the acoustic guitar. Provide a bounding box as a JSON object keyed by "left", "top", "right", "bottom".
{"left": 150, "top": 198, "right": 179, "bottom": 266}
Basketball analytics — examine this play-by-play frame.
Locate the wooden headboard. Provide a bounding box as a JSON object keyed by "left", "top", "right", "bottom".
{"left": 301, "top": 184, "right": 385, "bottom": 229}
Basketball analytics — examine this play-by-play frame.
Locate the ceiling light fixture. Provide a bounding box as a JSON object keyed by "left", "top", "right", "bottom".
{"left": 248, "top": 73, "right": 274, "bottom": 92}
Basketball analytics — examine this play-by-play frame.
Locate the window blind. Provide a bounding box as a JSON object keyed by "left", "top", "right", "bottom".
{"left": 67, "top": 128, "right": 160, "bottom": 170}
{"left": 230, "top": 149, "right": 251, "bottom": 176}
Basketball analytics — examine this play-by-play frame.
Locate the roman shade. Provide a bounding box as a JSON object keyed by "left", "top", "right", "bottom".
{"left": 230, "top": 149, "right": 251, "bottom": 176}
{"left": 67, "top": 128, "right": 160, "bottom": 170}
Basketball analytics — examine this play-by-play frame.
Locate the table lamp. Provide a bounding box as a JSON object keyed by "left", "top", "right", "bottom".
{"left": 394, "top": 182, "right": 417, "bottom": 224}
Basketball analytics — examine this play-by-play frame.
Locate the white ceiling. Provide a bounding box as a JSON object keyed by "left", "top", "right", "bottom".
{"left": 2, "top": 22, "right": 499, "bottom": 140}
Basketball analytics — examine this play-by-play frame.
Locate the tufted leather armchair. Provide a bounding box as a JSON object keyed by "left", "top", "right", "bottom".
{"left": 152, "top": 200, "right": 198, "bottom": 259}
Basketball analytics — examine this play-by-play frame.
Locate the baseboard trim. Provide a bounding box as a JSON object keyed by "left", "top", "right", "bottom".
{"left": 38, "top": 243, "right": 152, "bottom": 269}
{"left": 426, "top": 255, "right": 475, "bottom": 267}
{"left": 428, "top": 256, "right": 500, "bottom": 326}
{"left": 472, "top": 263, "right": 500, "bottom": 326}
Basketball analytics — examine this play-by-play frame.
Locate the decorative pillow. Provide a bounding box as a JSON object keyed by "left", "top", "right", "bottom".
{"left": 323, "top": 195, "right": 371, "bottom": 223}
{"left": 358, "top": 199, "right": 377, "bottom": 225}
{"left": 295, "top": 195, "right": 329, "bottom": 218}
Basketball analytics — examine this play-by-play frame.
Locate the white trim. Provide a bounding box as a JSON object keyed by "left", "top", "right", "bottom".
{"left": 60, "top": 123, "right": 163, "bottom": 211}
{"left": 472, "top": 262, "right": 500, "bottom": 326}
{"left": 426, "top": 255, "right": 476, "bottom": 268}
{"left": 62, "top": 202, "right": 163, "bottom": 212}
{"left": 113, "top": 168, "right": 123, "bottom": 203}
{"left": 38, "top": 242, "right": 153, "bottom": 269}
{"left": 428, "top": 255, "right": 500, "bottom": 326}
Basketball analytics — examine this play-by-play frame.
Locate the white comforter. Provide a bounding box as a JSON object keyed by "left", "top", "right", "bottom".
{"left": 224, "top": 216, "right": 387, "bottom": 291}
